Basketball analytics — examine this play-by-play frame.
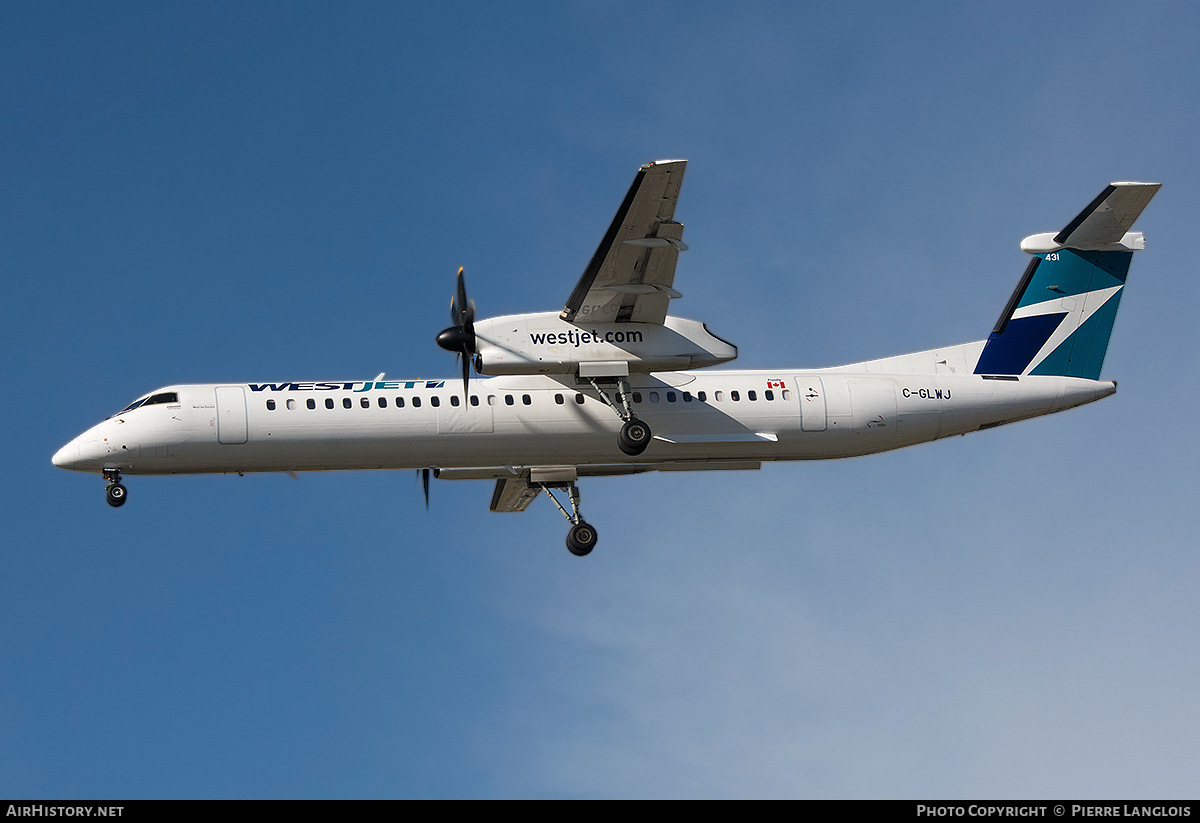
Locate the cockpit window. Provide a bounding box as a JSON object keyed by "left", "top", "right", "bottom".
{"left": 118, "top": 391, "right": 178, "bottom": 414}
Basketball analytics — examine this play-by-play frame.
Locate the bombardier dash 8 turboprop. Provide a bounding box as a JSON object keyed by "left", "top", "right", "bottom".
{"left": 52, "top": 161, "right": 1159, "bottom": 555}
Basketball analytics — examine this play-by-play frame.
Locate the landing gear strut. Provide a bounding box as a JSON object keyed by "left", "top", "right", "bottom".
{"left": 587, "top": 377, "right": 652, "bottom": 456}
{"left": 104, "top": 468, "right": 126, "bottom": 508}
{"left": 539, "top": 481, "right": 598, "bottom": 556}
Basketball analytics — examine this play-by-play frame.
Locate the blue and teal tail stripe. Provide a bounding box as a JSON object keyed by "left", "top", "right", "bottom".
{"left": 973, "top": 249, "right": 1133, "bottom": 380}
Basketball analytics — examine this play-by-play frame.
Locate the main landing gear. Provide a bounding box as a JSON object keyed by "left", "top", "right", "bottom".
{"left": 104, "top": 468, "right": 126, "bottom": 508}
{"left": 587, "top": 377, "right": 651, "bottom": 456}
{"left": 539, "top": 481, "right": 598, "bottom": 556}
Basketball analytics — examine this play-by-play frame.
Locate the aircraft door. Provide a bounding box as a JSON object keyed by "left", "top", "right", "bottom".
{"left": 793, "top": 375, "right": 827, "bottom": 432}
{"left": 215, "top": 386, "right": 248, "bottom": 445}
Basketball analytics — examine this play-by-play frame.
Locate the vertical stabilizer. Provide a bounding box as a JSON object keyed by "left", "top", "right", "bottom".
{"left": 974, "top": 182, "right": 1159, "bottom": 379}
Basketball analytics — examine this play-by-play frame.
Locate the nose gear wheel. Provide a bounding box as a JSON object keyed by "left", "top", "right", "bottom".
{"left": 103, "top": 469, "right": 126, "bottom": 508}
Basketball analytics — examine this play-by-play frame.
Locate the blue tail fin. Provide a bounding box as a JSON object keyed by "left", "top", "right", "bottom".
{"left": 974, "top": 183, "right": 1159, "bottom": 380}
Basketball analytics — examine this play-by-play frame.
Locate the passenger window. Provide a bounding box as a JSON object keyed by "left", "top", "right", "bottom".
{"left": 555, "top": 394, "right": 564, "bottom": 405}
{"left": 649, "top": 391, "right": 659, "bottom": 403}
{"left": 698, "top": 391, "right": 707, "bottom": 402}
{"left": 765, "top": 390, "right": 774, "bottom": 401}
{"left": 287, "top": 399, "right": 296, "bottom": 410}
{"left": 488, "top": 395, "right": 497, "bottom": 406}
{"left": 731, "top": 391, "right": 740, "bottom": 401}
{"left": 748, "top": 390, "right": 757, "bottom": 401}
{"left": 470, "top": 395, "right": 479, "bottom": 406}
{"left": 782, "top": 390, "right": 791, "bottom": 400}
{"left": 505, "top": 395, "right": 514, "bottom": 406}
{"left": 667, "top": 392, "right": 676, "bottom": 402}
{"left": 266, "top": 399, "right": 276, "bottom": 411}
{"left": 396, "top": 397, "right": 405, "bottom": 408}
{"left": 413, "top": 397, "right": 421, "bottom": 408}
{"left": 326, "top": 398, "right": 334, "bottom": 409}
{"left": 575, "top": 393, "right": 585, "bottom": 404}
{"left": 632, "top": 392, "right": 642, "bottom": 403}
{"left": 683, "top": 392, "right": 692, "bottom": 402}
{"left": 343, "top": 398, "right": 352, "bottom": 409}
{"left": 360, "top": 397, "right": 370, "bottom": 409}
{"left": 522, "top": 394, "right": 531, "bottom": 405}
{"left": 378, "top": 397, "right": 387, "bottom": 408}
{"left": 431, "top": 396, "right": 440, "bottom": 408}
{"left": 450, "top": 395, "right": 460, "bottom": 407}
{"left": 307, "top": 398, "right": 316, "bottom": 410}
{"left": 715, "top": 391, "right": 724, "bottom": 401}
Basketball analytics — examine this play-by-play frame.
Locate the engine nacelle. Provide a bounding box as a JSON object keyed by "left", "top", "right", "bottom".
{"left": 472, "top": 312, "right": 737, "bottom": 376}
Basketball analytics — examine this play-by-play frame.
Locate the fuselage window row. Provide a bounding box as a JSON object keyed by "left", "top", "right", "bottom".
{"left": 262, "top": 386, "right": 780, "bottom": 413}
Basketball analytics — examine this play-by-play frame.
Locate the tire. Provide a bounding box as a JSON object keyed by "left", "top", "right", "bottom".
{"left": 106, "top": 483, "right": 127, "bottom": 508}
{"left": 566, "top": 522, "right": 597, "bottom": 556}
{"left": 617, "top": 419, "right": 651, "bottom": 456}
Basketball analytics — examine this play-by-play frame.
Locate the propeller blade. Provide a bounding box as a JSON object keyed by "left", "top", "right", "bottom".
{"left": 437, "top": 266, "right": 477, "bottom": 355}
{"left": 436, "top": 265, "right": 478, "bottom": 405}
{"left": 455, "top": 267, "right": 468, "bottom": 325}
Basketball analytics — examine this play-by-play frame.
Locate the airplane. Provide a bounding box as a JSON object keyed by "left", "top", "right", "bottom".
{"left": 52, "top": 161, "right": 1159, "bottom": 556}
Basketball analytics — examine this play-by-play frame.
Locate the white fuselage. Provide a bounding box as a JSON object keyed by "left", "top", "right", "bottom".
{"left": 52, "top": 367, "right": 1115, "bottom": 477}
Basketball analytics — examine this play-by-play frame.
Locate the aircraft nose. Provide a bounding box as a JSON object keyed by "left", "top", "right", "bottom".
{"left": 52, "top": 440, "right": 77, "bottom": 469}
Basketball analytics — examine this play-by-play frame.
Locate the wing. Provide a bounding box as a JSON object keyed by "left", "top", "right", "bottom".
{"left": 489, "top": 477, "right": 543, "bottom": 512}
{"left": 462, "top": 460, "right": 762, "bottom": 513}
{"left": 560, "top": 160, "right": 688, "bottom": 326}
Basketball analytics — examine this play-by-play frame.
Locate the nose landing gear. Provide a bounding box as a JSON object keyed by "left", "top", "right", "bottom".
{"left": 103, "top": 468, "right": 126, "bottom": 508}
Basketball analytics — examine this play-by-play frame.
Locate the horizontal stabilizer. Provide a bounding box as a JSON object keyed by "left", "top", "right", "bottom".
{"left": 1022, "top": 182, "right": 1160, "bottom": 252}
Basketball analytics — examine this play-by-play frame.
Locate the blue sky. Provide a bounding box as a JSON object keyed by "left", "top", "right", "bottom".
{"left": 3, "top": 1, "right": 1199, "bottom": 798}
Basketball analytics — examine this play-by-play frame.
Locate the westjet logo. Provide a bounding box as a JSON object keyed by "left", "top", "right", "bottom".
{"left": 248, "top": 381, "right": 446, "bottom": 392}
{"left": 529, "top": 329, "right": 644, "bottom": 347}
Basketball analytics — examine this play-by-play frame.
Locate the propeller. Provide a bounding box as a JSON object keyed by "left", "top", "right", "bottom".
{"left": 435, "top": 266, "right": 477, "bottom": 401}
{"left": 418, "top": 468, "right": 430, "bottom": 509}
